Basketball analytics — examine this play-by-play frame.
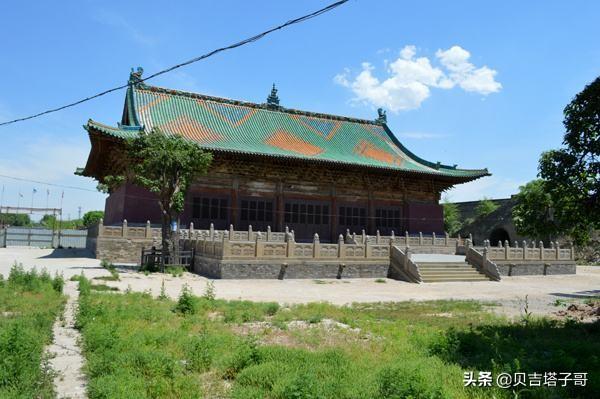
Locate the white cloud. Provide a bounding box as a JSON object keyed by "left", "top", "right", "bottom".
{"left": 436, "top": 46, "right": 502, "bottom": 94}
{"left": 334, "top": 45, "right": 501, "bottom": 112}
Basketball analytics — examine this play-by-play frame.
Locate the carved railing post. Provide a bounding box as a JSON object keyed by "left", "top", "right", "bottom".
{"left": 267, "top": 226, "right": 272, "bottom": 242}
{"left": 145, "top": 220, "right": 152, "bottom": 238}
{"left": 98, "top": 218, "right": 104, "bottom": 236}
{"left": 504, "top": 240, "right": 509, "bottom": 259}
{"left": 469, "top": 233, "right": 473, "bottom": 245}
{"left": 338, "top": 234, "right": 344, "bottom": 258}
{"left": 376, "top": 230, "right": 380, "bottom": 244}
{"left": 390, "top": 230, "right": 395, "bottom": 245}
{"left": 432, "top": 232, "right": 436, "bottom": 246}
{"left": 209, "top": 223, "right": 215, "bottom": 240}
{"left": 405, "top": 230, "right": 409, "bottom": 246}
{"left": 554, "top": 241, "right": 559, "bottom": 260}
{"left": 286, "top": 232, "right": 295, "bottom": 258}
{"left": 313, "top": 233, "right": 320, "bottom": 258}
{"left": 404, "top": 245, "right": 412, "bottom": 271}
{"left": 444, "top": 232, "right": 449, "bottom": 246}
{"left": 255, "top": 232, "right": 262, "bottom": 257}
{"left": 221, "top": 231, "right": 230, "bottom": 259}
{"left": 361, "top": 229, "right": 366, "bottom": 244}
{"left": 570, "top": 242, "right": 575, "bottom": 260}
{"left": 419, "top": 231, "right": 423, "bottom": 246}
{"left": 122, "top": 219, "right": 128, "bottom": 238}
{"left": 539, "top": 241, "right": 544, "bottom": 260}
{"left": 248, "top": 224, "right": 253, "bottom": 241}
{"left": 229, "top": 224, "right": 234, "bottom": 240}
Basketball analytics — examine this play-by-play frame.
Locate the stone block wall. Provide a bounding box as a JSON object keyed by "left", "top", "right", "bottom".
{"left": 193, "top": 256, "right": 389, "bottom": 279}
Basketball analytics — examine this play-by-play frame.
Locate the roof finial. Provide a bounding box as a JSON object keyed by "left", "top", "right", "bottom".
{"left": 128, "top": 67, "right": 144, "bottom": 87}
{"left": 266, "top": 83, "right": 280, "bottom": 108}
{"left": 376, "top": 108, "right": 387, "bottom": 124}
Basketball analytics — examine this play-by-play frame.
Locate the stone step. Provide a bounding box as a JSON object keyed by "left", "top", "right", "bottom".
{"left": 420, "top": 271, "right": 484, "bottom": 276}
{"left": 416, "top": 261, "right": 491, "bottom": 282}
{"left": 423, "top": 276, "right": 491, "bottom": 282}
{"left": 419, "top": 266, "right": 475, "bottom": 271}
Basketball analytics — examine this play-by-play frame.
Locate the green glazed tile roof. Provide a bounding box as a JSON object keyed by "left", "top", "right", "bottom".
{"left": 85, "top": 83, "right": 489, "bottom": 179}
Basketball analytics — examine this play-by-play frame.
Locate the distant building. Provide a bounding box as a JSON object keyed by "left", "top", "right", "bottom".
{"left": 455, "top": 197, "right": 523, "bottom": 245}
{"left": 79, "top": 69, "right": 489, "bottom": 241}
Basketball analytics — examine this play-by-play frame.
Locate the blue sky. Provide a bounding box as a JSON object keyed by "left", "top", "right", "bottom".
{"left": 1, "top": 0, "right": 599, "bottom": 220}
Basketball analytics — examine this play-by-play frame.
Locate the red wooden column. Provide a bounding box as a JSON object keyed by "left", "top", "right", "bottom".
{"left": 230, "top": 178, "right": 239, "bottom": 228}
{"left": 276, "top": 181, "right": 284, "bottom": 231}
{"left": 329, "top": 184, "right": 337, "bottom": 241}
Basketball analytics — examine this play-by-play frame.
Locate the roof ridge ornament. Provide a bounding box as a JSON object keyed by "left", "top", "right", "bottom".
{"left": 128, "top": 67, "right": 145, "bottom": 88}
{"left": 266, "top": 83, "right": 281, "bottom": 109}
{"left": 376, "top": 108, "right": 387, "bottom": 124}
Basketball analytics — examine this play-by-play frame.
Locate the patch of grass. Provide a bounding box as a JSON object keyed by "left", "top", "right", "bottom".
{"left": 374, "top": 278, "right": 387, "bottom": 283}
{"left": 75, "top": 287, "right": 600, "bottom": 399}
{"left": 166, "top": 265, "right": 186, "bottom": 277}
{"left": 91, "top": 284, "right": 119, "bottom": 292}
{"left": 0, "top": 263, "right": 65, "bottom": 398}
{"left": 100, "top": 259, "right": 120, "bottom": 281}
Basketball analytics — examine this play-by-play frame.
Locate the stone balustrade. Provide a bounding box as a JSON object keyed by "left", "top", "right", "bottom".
{"left": 188, "top": 231, "right": 391, "bottom": 261}
{"left": 477, "top": 239, "right": 574, "bottom": 262}
{"left": 345, "top": 229, "right": 465, "bottom": 248}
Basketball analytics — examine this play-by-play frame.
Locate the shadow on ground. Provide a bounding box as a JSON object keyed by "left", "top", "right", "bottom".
{"left": 38, "top": 249, "right": 95, "bottom": 259}
{"left": 430, "top": 318, "right": 600, "bottom": 397}
{"left": 549, "top": 290, "right": 600, "bottom": 299}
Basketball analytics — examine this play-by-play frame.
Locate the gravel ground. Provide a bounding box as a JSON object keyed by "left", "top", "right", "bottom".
{"left": 1, "top": 247, "right": 599, "bottom": 319}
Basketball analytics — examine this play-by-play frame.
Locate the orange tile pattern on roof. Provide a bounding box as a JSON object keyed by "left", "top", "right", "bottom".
{"left": 354, "top": 140, "right": 404, "bottom": 166}
{"left": 266, "top": 129, "right": 324, "bottom": 156}
{"left": 159, "top": 115, "right": 223, "bottom": 143}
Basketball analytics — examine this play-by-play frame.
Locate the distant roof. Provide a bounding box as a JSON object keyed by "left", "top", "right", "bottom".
{"left": 84, "top": 71, "right": 490, "bottom": 180}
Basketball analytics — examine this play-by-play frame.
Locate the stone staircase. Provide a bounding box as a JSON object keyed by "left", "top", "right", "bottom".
{"left": 413, "top": 254, "right": 491, "bottom": 283}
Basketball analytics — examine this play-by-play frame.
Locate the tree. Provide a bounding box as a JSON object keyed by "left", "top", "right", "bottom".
{"left": 82, "top": 211, "right": 104, "bottom": 227}
{"left": 538, "top": 76, "right": 600, "bottom": 244}
{"left": 0, "top": 213, "right": 31, "bottom": 227}
{"left": 474, "top": 197, "right": 499, "bottom": 219}
{"left": 107, "top": 128, "right": 212, "bottom": 264}
{"left": 512, "top": 179, "right": 558, "bottom": 241}
{"left": 442, "top": 201, "right": 462, "bottom": 236}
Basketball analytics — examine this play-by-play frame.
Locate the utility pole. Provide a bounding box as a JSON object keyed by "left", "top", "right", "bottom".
{"left": 78, "top": 206, "right": 82, "bottom": 220}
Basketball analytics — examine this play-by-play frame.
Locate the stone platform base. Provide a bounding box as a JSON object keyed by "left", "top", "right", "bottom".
{"left": 496, "top": 261, "right": 576, "bottom": 276}
{"left": 193, "top": 256, "right": 390, "bottom": 279}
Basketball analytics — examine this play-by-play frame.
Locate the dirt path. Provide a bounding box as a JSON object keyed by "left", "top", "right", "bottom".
{"left": 47, "top": 280, "right": 86, "bottom": 398}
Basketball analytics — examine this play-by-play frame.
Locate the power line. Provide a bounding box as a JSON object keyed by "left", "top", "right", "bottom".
{"left": 0, "top": 173, "right": 98, "bottom": 192}
{"left": 0, "top": 0, "right": 350, "bottom": 127}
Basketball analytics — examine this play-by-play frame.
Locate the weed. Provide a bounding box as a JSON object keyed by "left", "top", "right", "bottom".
{"left": 166, "top": 265, "right": 185, "bottom": 277}
{"left": 158, "top": 279, "right": 169, "bottom": 301}
{"left": 375, "top": 278, "right": 387, "bottom": 283}
{"left": 202, "top": 280, "right": 216, "bottom": 301}
{"left": 174, "top": 284, "right": 196, "bottom": 315}
{"left": 0, "top": 265, "right": 64, "bottom": 398}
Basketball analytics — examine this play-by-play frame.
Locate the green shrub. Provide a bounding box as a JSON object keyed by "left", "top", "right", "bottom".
{"left": 221, "top": 336, "right": 260, "bottom": 380}
{"left": 173, "top": 284, "right": 196, "bottom": 315}
{"left": 158, "top": 279, "right": 168, "bottom": 301}
{"left": 202, "top": 280, "right": 216, "bottom": 301}
{"left": 186, "top": 331, "right": 213, "bottom": 372}
{"left": 377, "top": 361, "right": 450, "bottom": 399}
{"left": 52, "top": 273, "right": 65, "bottom": 293}
{"left": 166, "top": 265, "right": 185, "bottom": 277}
